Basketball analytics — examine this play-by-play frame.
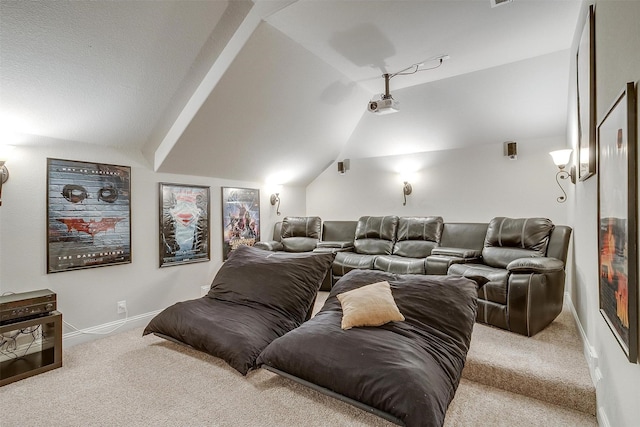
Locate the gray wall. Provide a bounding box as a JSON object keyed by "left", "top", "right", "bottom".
{"left": 307, "top": 137, "right": 569, "bottom": 225}
{"left": 0, "top": 140, "right": 305, "bottom": 345}
{"left": 566, "top": 1, "right": 640, "bottom": 426}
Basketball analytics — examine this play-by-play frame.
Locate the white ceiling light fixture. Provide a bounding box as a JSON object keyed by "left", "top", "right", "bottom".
{"left": 367, "top": 54, "right": 449, "bottom": 115}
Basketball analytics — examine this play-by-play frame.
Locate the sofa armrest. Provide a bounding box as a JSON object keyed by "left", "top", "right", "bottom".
{"left": 430, "top": 247, "right": 482, "bottom": 259}
{"left": 254, "top": 241, "right": 284, "bottom": 251}
{"left": 507, "top": 257, "right": 565, "bottom": 274}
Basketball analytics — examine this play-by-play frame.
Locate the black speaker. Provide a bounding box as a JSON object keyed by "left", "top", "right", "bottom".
{"left": 338, "top": 161, "right": 345, "bottom": 174}
{"left": 504, "top": 141, "right": 517, "bottom": 160}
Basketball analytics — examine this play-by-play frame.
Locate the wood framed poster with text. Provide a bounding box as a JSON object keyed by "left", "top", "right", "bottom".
{"left": 159, "top": 183, "right": 210, "bottom": 267}
{"left": 47, "top": 158, "right": 131, "bottom": 273}
{"left": 597, "top": 82, "right": 638, "bottom": 363}
{"left": 221, "top": 187, "right": 260, "bottom": 260}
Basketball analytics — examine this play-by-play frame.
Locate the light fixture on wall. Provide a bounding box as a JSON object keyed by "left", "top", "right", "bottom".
{"left": 402, "top": 181, "right": 412, "bottom": 206}
{"left": 549, "top": 149, "right": 576, "bottom": 203}
{"left": 0, "top": 146, "right": 14, "bottom": 207}
{"left": 0, "top": 160, "right": 8, "bottom": 207}
{"left": 270, "top": 192, "right": 281, "bottom": 216}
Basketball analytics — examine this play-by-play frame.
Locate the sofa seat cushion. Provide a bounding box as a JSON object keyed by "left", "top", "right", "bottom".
{"left": 448, "top": 263, "right": 508, "bottom": 305}
{"left": 254, "top": 241, "right": 284, "bottom": 251}
{"left": 333, "top": 252, "right": 377, "bottom": 277}
{"left": 282, "top": 236, "right": 319, "bottom": 252}
{"left": 374, "top": 254, "right": 426, "bottom": 274}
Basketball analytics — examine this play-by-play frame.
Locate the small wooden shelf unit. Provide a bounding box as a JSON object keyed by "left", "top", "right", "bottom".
{"left": 0, "top": 311, "right": 62, "bottom": 386}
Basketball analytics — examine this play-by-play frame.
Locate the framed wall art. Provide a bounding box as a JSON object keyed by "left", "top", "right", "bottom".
{"left": 47, "top": 158, "right": 131, "bottom": 273}
{"left": 221, "top": 187, "right": 260, "bottom": 260}
{"left": 159, "top": 183, "right": 210, "bottom": 267}
{"left": 597, "top": 82, "right": 638, "bottom": 363}
{"left": 576, "top": 4, "right": 596, "bottom": 181}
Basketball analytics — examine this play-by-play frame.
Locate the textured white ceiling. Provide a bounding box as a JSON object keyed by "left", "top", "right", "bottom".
{"left": 266, "top": 0, "right": 581, "bottom": 93}
{"left": 0, "top": 0, "right": 234, "bottom": 146}
{"left": 0, "top": 0, "right": 583, "bottom": 186}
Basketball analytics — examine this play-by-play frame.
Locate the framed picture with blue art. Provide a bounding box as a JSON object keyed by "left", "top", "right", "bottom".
{"left": 159, "top": 183, "right": 210, "bottom": 267}
{"left": 597, "top": 82, "right": 638, "bottom": 363}
{"left": 221, "top": 187, "right": 260, "bottom": 260}
{"left": 47, "top": 158, "right": 131, "bottom": 273}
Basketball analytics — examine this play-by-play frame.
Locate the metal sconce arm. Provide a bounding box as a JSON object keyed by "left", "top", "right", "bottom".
{"left": 270, "top": 193, "right": 281, "bottom": 216}
{"left": 554, "top": 165, "right": 576, "bottom": 203}
{"left": 402, "top": 181, "right": 412, "bottom": 206}
{"left": 0, "top": 162, "right": 8, "bottom": 207}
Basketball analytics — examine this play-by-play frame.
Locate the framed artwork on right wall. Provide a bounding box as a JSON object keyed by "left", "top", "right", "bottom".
{"left": 597, "top": 82, "right": 638, "bottom": 363}
{"left": 576, "top": 4, "right": 596, "bottom": 181}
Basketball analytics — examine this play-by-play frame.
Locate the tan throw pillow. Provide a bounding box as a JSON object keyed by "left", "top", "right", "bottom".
{"left": 336, "top": 281, "right": 405, "bottom": 330}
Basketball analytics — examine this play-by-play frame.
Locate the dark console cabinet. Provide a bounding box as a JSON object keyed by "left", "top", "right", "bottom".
{"left": 0, "top": 311, "right": 62, "bottom": 386}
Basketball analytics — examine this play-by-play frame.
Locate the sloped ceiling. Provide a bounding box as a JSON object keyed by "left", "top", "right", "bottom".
{"left": 0, "top": 0, "right": 582, "bottom": 186}
{"left": 0, "top": 0, "right": 240, "bottom": 146}
{"left": 156, "top": 22, "right": 369, "bottom": 186}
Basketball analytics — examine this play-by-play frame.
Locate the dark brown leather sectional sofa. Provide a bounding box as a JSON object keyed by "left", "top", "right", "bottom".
{"left": 256, "top": 215, "right": 572, "bottom": 336}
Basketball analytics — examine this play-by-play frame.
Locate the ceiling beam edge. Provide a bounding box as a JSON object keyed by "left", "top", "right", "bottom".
{"left": 153, "top": 0, "right": 298, "bottom": 172}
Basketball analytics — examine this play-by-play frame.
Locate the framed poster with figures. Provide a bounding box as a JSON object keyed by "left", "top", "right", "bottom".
{"left": 597, "top": 82, "right": 638, "bottom": 363}
{"left": 159, "top": 183, "right": 210, "bottom": 267}
{"left": 221, "top": 187, "right": 260, "bottom": 260}
{"left": 47, "top": 158, "right": 131, "bottom": 273}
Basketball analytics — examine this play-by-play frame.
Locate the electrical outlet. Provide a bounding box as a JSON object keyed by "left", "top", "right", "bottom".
{"left": 200, "top": 285, "right": 209, "bottom": 297}
{"left": 117, "top": 300, "right": 127, "bottom": 314}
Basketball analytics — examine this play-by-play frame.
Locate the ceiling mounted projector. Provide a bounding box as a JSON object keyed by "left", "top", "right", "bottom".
{"left": 367, "top": 54, "right": 449, "bottom": 115}
{"left": 368, "top": 97, "right": 399, "bottom": 115}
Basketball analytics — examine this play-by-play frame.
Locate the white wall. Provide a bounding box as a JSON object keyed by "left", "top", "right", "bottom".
{"left": 567, "top": 2, "right": 640, "bottom": 427}
{"left": 0, "top": 140, "right": 295, "bottom": 343}
{"left": 308, "top": 137, "right": 570, "bottom": 226}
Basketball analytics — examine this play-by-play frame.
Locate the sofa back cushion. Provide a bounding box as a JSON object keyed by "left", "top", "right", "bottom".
{"left": 354, "top": 216, "right": 399, "bottom": 255}
{"left": 392, "top": 216, "right": 444, "bottom": 258}
{"left": 281, "top": 216, "right": 321, "bottom": 252}
{"left": 321, "top": 220, "right": 358, "bottom": 242}
{"left": 439, "top": 222, "right": 488, "bottom": 249}
{"left": 482, "top": 217, "right": 555, "bottom": 268}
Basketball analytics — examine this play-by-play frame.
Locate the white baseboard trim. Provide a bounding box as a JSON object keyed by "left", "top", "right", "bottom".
{"left": 63, "top": 310, "right": 161, "bottom": 348}
{"left": 564, "top": 292, "right": 598, "bottom": 385}
{"left": 564, "top": 292, "right": 611, "bottom": 427}
{"left": 597, "top": 406, "right": 611, "bottom": 427}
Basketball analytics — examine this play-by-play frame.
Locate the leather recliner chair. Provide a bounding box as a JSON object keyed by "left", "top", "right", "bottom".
{"left": 448, "top": 217, "right": 571, "bottom": 336}
{"left": 254, "top": 216, "right": 321, "bottom": 252}
{"left": 332, "top": 215, "right": 399, "bottom": 283}
{"left": 373, "top": 216, "right": 444, "bottom": 274}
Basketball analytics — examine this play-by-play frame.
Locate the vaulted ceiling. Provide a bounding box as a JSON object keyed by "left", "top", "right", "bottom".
{"left": 0, "top": 0, "right": 582, "bottom": 186}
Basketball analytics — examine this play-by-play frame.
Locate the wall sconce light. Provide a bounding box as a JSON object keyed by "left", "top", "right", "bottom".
{"left": 402, "top": 181, "right": 412, "bottom": 206}
{"left": 0, "top": 146, "right": 13, "bottom": 207}
{"left": 0, "top": 160, "right": 8, "bottom": 207}
{"left": 549, "top": 149, "right": 576, "bottom": 203}
{"left": 270, "top": 192, "right": 281, "bottom": 216}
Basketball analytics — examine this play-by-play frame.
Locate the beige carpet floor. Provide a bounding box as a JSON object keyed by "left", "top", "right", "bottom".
{"left": 0, "top": 293, "right": 597, "bottom": 426}
{"left": 462, "top": 303, "right": 596, "bottom": 416}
